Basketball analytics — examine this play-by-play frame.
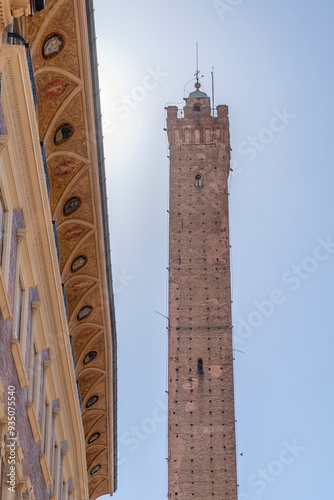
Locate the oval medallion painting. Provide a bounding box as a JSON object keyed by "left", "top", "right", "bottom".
{"left": 86, "top": 395, "right": 99, "bottom": 408}
{"left": 63, "top": 196, "right": 81, "bottom": 216}
{"left": 42, "top": 33, "right": 64, "bottom": 60}
{"left": 77, "top": 305, "right": 92, "bottom": 321}
{"left": 54, "top": 123, "right": 74, "bottom": 145}
{"left": 71, "top": 255, "right": 87, "bottom": 273}
{"left": 84, "top": 351, "right": 97, "bottom": 365}
{"left": 88, "top": 432, "right": 100, "bottom": 444}
{"left": 90, "top": 464, "right": 101, "bottom": 475}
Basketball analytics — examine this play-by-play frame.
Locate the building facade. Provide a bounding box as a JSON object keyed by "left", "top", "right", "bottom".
{"left": 166, "top": 84, "right": 238, "bottom": 498}
{"left": 0, "top": 1, "right": 117, "bottom": 499}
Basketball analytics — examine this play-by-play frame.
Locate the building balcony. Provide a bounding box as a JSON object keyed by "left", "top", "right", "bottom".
{"left": 0, "top": 0, "right": 45, "bottom": 24}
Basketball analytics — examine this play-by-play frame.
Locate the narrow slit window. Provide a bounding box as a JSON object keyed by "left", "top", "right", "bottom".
{"left": 198, "top": 358, "right": 203, "bottom": 373}
{"left": 195, "top": 174, "right": 202, "bottom": 188}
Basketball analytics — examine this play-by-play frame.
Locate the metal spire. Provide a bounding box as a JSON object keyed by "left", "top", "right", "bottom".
{"left": 194, "top": 42, "right": 201, "bottom": 89}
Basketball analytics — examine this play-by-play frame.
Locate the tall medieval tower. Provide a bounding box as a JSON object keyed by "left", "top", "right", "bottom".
{"left": 166, "top": 82, "right": 238, "bottom": 499}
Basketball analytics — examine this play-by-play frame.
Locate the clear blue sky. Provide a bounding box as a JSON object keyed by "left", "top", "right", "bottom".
{"left": 94, "top": 1, "right": 334, "bottom": 498}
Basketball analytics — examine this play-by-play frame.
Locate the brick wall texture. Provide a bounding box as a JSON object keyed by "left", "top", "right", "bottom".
{"left": 167, "top": 98, "right": 238, "bottom": 499}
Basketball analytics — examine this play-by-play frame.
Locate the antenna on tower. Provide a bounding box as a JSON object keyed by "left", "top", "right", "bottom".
{"left": 211, "top": 66, "right": 215, "bottom": 115}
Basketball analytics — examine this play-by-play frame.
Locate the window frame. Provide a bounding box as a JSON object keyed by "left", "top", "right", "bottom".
{"left": 10, "top": 232, "right": 31, "bottom": 388}
{"left": 28, "top": 302, "right": 42, "bottom": 409}
{"left": 11, "top": 227, "right": 35, "bottom": 351}
{"left": 0, "top": 139, "right": 19, "bottom": 290}
{"left": 0, "top": 181, "right": 12, "bottom": 319}
{"left": 194, "top": 105, "right": 201, "bottom": 118}
{"left": 12, "top": 267, "right": 28, "bottom": 351}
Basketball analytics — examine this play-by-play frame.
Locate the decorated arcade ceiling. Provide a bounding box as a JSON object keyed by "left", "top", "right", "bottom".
{"left": 26, "top": 0, "right": 116, "bottom": 497}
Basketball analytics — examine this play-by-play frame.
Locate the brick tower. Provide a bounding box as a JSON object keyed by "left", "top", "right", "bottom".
{"left": 166, "top": 82, "right": 238, "bottom": 499}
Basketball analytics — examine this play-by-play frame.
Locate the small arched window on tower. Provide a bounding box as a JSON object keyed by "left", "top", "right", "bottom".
{"left": 195, "top": 174, "right": 202, "bottom": 188}
{"left": 194, "top": 105, "right": 201, "bottom": 118}
{"left": 198, "top": 358, "right": 203, "bottom": 373}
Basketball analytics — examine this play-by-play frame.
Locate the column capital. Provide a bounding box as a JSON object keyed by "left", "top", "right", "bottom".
{"left": 31, "top": 301, "right": 41, "bottom": 315}
{"left": 43, "top": 359, "right": 52, "bottom": 372}
{"left": 17, "top": 228, "right": 26, "bottom": 244}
